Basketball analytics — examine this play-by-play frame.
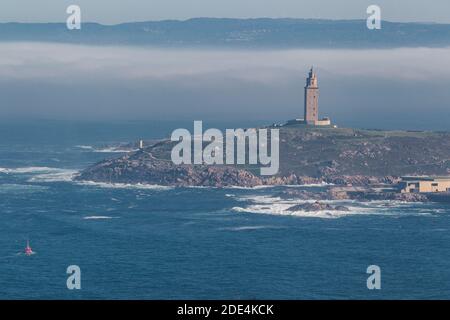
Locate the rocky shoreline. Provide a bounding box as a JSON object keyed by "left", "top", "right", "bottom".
{"left": 73, "top": 149, "right": 431, "bottom": 204}
{"left": 74, "top": 126, "right": 450, "bottom": 205}
{"left": 74, "top": 148, "right": 396, "bottom": 188}
{"left": 287, "top": 201, "right": 351, "bottom": 212}
{"left": 278, "top": 187, "right": 429, "bottom": 203}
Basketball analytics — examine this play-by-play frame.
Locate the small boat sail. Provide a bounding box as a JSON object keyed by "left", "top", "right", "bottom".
{"left": 25, "top": 240, "right": 34, "bottom": 256}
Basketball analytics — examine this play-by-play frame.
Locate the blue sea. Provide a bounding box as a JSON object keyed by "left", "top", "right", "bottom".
{"left": 1, "top": 120, "right": 450, "bottom": 299}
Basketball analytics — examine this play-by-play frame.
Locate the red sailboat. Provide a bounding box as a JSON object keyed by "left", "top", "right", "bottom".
{"left": 25, "top": 240, "right": 34, "bottom": 256}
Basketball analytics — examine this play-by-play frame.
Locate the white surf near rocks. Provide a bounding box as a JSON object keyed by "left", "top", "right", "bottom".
{"left": 231, "top": 194, "right": 432, "bottom": 219}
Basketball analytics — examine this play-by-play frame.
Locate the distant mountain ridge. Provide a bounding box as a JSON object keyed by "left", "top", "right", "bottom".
{"left": 1, "top": 18, "right": 450, "bottom": 48}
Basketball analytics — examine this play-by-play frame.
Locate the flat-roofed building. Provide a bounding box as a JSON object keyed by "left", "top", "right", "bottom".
{"left": 399, "top": 176, "right": 450, "bottom": 193}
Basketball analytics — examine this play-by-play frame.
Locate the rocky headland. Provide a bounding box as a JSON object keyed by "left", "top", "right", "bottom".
{"left": 75, "top": 126, "right": 450, "bottom": 202}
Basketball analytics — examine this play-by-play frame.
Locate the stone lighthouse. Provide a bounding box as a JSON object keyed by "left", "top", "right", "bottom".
{"left": 284, "top": 67, "right": 331, "bottom": 127}
{"left": 304, "top": 67, "right": 319, "bottom": 125}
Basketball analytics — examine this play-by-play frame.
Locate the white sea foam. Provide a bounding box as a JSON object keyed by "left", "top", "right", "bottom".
{"left": 94, "top": 147, "right": 137, "bottom": 153}
{"left": 232, "top": 204, "right": 363, "bottom": 219}
{"left": 234, "top": 195, "right": 284, "bottom": 203}
{"left": 83, "top": 216, "right": 117, "bottom": 220}
{"left": 284, "top": 182, "right": 335, "bottom": 187}
{"left": 0, "top": 166, "right": 78, "bottom": 181}
{"left": 28, "top": 169, "right": 79, "bottom": 182}
{"left": 75, "top": 145, "right": 94, "bottom": 150}
{"left": 225, "top": 183, "right": 333, "bottom": 190}
{"left": 75, "top": 145, "right": 136, "bottom": 153}
{"left": 0, "top": 166, "right": 61, "bottom": 174}
{"left": 0, "top": 166, "right": 79, "bottom": 183}
{"left": 75, "top": 180, "right": 172, "bottom": 190}
{"left": 221, "top": 185, "right": 283, "bottom": 190}
{"left": 231, "top": 194, "right": 432, "bottom": 219}
{"left": 220, "top": 225, "right": 285, "bottom": 231}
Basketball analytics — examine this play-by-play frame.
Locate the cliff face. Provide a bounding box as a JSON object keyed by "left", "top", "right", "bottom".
{"left": 75, "top": 127, "right": 450, "bottom": 187}
{"left": 76, "top": 150, "right": 264, "bottom": 187}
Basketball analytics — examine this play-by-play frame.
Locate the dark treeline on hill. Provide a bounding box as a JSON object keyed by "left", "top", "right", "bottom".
{"left": 2, "top": 18, "right": 450, "bottom": 48}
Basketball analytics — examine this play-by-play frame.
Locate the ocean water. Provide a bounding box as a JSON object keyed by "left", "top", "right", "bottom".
{"left": 1, "top": 120, "right": 450, "bottom": 299}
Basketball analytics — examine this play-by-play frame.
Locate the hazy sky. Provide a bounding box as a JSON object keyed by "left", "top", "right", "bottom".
{"left": 0, "top": 0, "right": 450, "bottom": 24}
{"left": 1, "top": 43, "right": 450, "bottom": 130}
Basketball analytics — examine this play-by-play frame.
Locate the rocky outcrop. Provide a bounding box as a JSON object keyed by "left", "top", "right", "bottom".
{"left": 322, "top": 175, "right": 400, "bottom": 186}
{"left": 262, "top": 174, "right": 322, "bottom": 186}
{"left": 287, "top": 201, "right": 350, "bottom": 212}
{"left": 349, "top": 191, "right": 429, "bottom": 202}
{"left": 76, "top": 126, "right": 450, "bottom": 190}
{"left": 75, "top": 150, "right": 262, "bottom": 187}
{"left": 279, "top": 187, "right": 430, "bottom": 203}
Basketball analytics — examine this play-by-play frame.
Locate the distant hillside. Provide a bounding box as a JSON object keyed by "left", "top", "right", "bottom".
{"left": 75, "top": 127, "right": 450, "bottom": 187}
{"left": 2, "top": 18, "right": 450, "bottom": 48}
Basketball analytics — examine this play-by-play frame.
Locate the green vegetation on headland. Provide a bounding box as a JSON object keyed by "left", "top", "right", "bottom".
{"left": 76, "top": 126, "right": 450, "bottom": 203}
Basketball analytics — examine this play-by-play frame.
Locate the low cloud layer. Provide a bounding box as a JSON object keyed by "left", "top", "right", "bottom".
{"left": 2, "top": 43, "right": 450, "bottom": 82}
{"left": 1, "top": 42, "right": 450, "bottom": 130}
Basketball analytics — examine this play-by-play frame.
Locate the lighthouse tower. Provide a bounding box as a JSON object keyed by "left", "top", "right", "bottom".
{"left": 304, "top": 67, "right": 319, "bottom": 125}
{"left": 284, "top": 67, "right": 331, "bottom": 127}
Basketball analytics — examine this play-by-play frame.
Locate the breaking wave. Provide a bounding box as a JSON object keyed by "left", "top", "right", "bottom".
{"left": 0, "top": 166, "right": 79, "bottom": 182}
{"left": 83, "top": 216, "right": 118, "bottom": 220}
{"left": 75, "top": 180, "right": 173, "bottom": 190}
{"left": 219, "top": 225, "right": 286, "bottom": 231}
{"left": 0, "top": 165, "right": 171, "bottom": 189}
{"left": 226, "top": 182, "right": 334, "bottom": 190}
{"left": 0, "top": 166, "right": 60, "bottom": 174}
{"left": 75, "top": 145, "right": 135, "bottom": 153}
{"left": 28, "top": 169, "right": 79, "bottom": 182}
{"left": 231, "top": 194, "right": 432, "bottom": 219}
{"left": 284, "top": 182, "right": 335, "bottom": 187}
